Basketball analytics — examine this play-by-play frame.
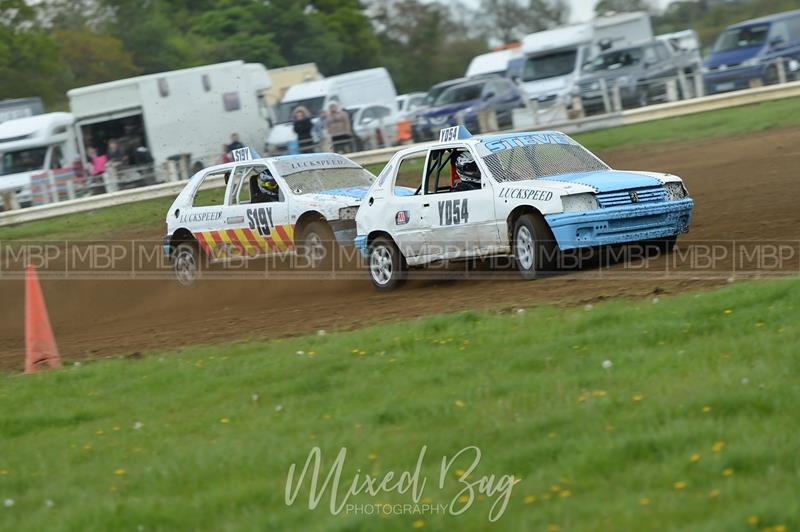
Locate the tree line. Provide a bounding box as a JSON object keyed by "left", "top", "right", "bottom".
{"left": 1, "top": 0, "right": 797, "bottom": 109}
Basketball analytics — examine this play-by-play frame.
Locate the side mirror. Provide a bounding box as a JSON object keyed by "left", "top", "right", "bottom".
{"left": 483, "top": 91, "right": 496, "bottom": 100}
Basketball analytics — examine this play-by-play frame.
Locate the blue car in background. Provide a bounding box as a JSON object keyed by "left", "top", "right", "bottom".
{"left": 703, "top": 9, "right": 800, "bottom": 94}
{"left": 414, "top": 77, "right": 524, "bottom": 139}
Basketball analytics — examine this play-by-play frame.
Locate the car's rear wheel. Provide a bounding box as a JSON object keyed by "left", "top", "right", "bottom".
{"left": 368, "top": 236, "right": 406, "bottom": 291}
{"left": 298, "top": 221, "right": 335, "bottom": 270}
{"left": 173, "top": 241, "right": 201, "bottom": 286}
{"left": 513, "top": 214, "right": 556, "bottom": 280}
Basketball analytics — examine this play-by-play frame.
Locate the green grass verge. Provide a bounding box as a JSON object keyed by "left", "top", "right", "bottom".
{"left": 1, "top": 278, "right": 798, "bottom": 531}
{"left": 2, "top": 96, "right": 799, "bottom": 242}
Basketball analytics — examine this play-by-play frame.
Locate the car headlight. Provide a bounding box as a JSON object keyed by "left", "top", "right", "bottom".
{"left": 589, "top": 81, "right": 599, "bottom": 91}
{"left": 339, "top": 206, "right": 359, "bottom": 220}
{"left": 701, "top": 66, "right": 710, "bottom": 74}
{"left": 788, "top": 59, "right": 800, "bottom": 72}
{"left": 741, "top": 57, "right": 760, "bottom": 68}
{"left": 561, "top": 193, "right": 598, "bottom": 212}
{"left": 664, "top": 182, "right": 687, "bottom": 201}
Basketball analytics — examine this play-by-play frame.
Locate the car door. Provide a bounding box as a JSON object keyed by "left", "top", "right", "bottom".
{"left": 181, "top": 168, "right": 232, "bottom": 261}
{"left": 384, "top": 151, "right": 434, "bottom": 260}
{"left": 422, "top": 145, "right": 499, "bottom": 260}
{"left": 219, "top": 163, "right": 294, "bottom": 257}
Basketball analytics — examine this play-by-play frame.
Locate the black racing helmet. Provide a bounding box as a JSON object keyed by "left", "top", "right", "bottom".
{"left": 455, "top": 151, "right": 481, "bottom": 184}
{"left": 257, "top": 169, "right": 279, "bottom": 200}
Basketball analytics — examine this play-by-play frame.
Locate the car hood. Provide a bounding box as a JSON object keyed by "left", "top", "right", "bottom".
{"left": 537, "top": 170, "right": 665, "bottom": 193}
{"left": 704, "top": 46, "right": 761, "bottom": 68}
{"left": 0, "top": 169, "right": 37, "bottom": 192}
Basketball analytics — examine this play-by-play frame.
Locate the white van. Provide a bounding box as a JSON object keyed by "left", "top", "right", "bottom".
{"left": 516, "top": 13, "right": 653, "bottom": 111}
{"left": 267, "top": 67, "right": 397, "bottom": 154}
{"left": 0, "top": 112, "right": 77, "bottom": 207}
{"left": 465, "top": 48, "right": 522, "bottom": 78}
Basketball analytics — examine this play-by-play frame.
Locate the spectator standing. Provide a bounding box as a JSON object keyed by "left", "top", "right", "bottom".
{"left": 326, "top": 103, "right": 353, "bottom": 153}
{"left": 227, "top": 133, "right": 244, "bottom": 152}
{"left": 88, "top": 147, "right": 107, "bottom": 176}
{"left": 106, "top": 139, "right": 127, "bottom": 164}
{"left": 292, "top": 106, "right": 314, "bottom": 153}
{"left": 219, "top": 144, "right": 233, "bottom": 164}
{"left": 314, "top": 110, "right": 332, "bottom": 152}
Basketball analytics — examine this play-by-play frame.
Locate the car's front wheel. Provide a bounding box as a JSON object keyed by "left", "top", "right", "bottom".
{"left": 368, "top": 236, "right": 406, "bottom": 291}
{"left": 298, "top": 221, "right": 335, "bottom": 270}
{"left": 513, "top": 214, "right": 556, "bottom": 280}
{"left": 173, "top": 241, "right": 201, "bottom": 286}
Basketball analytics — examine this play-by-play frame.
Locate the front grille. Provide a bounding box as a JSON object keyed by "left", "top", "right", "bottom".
{"left": 597, "top": 186, "right": 665, "bottom": 208}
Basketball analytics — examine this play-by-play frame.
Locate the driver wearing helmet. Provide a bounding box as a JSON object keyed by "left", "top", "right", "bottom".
{"left": 253, "top": 169, "right": 279, "bottom": 203}
{"left": 452, "top": 150, "right": 481, "bottom": 192}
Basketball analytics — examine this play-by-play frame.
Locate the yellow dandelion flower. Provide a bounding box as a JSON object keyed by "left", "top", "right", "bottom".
{"left": 112, "top": 426, "right": 120, "bottom": 432}
{"left": 724, "top": 309, "right": 733, "bottom": 315}
{"left": 632, "top": 394, "right": 643, "bottom": 402}
{"left": 220, "top": 417, "right": 230, "bottom": 424}
{"left": 368, "top": 453, "right": 378, "bottom": 461}
{"left": 421, "top": 497, "right": 432, "bottom": 504}
{"left": 454, "top": 399, "right": 465, "bottom": 408}
{"left": 746, "top": 516, "right": 759, "bottom": 526}
{"left": 96, "top": 430, "right": 104, "bottom": 435}
{"left": 560, "top": 490, "right": 571, "bottom": 498}
{"left": 773, "top": 525, "right": 786, "bottom": 532}
{"left": 639, "top": 497, "right": 651, "bottom": 506}
{"left": 708, "top": 489, "right": 720, "bottom": 498}
{"left": 323, "top": 414, "right": 332, "bottom": 420}
{"left": 592, "top": 390, "right": 607, "bottom": 397}
{"left": 454, "top": 468, "right": 466, "bottom": 477}
{"left": 605, "top": 425, "right": 615, "bottom": 432}
{"left": 351, "top": 348, "right": 359, "bottom": 354}
{"left": 547, "top": 524, "right": 560, "bottom": 532}
{"left": 550, "top": 484, "right": 561, "bottom": 492}
{"left": 110, "top": 485, "right": 118, "bottom": 492}
{"left": 458, "top": 495, "right": 469, "bottom": 503}
{"left": 723, "top": 468, "right": 734, "bottom": 477}
{"left": 83, "top": 443, "right": 92, "bottom": 450}
{"left": 673, "top": 481, "right": 687, "bottom": 490}
{"left": 577, "top": 394, "right": 588, "bottom": 403}
{"left": 524, "top": 495, "right": 536, "bottom": 504}
{"left": 0, "top": 469, "right": 7, "bottom": 476}
{"left": 548, "top": 432, "right": 557, "bottom": 439}
{"left": 712, "top": 441, "right": 725, "bottom": 453}
{"left": 114, "top": 469, "right": 125, "bottom": 476}
{"left": 412, "top": 520, "right": 425, "bottom": 529}
{"left": 703, "top": 405, "right": 712, "bottom": 413}
{"left": 690, "top": 453, "right": 701, "bottom": 463}
{"left": 308, "top": 351, "right": 316, "bottom": 356}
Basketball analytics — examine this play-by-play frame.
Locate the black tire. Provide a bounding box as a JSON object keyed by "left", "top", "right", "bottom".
{"left": 298, "top": 221, "right": 335, "bottom": 270}
{"left": 512, "top": 214, "right": 557, "bottom": 280}
{"left": 367, "top": 236, "right": 407, "bottom": 291}
{"left": 764, "top": 64, "right": 780, "bottom": 85}
{"left": 172, "top": 241, "right": 201, "bottom": 286}
{"left": 649, "top": 235, "right": 678, "bottom": 254}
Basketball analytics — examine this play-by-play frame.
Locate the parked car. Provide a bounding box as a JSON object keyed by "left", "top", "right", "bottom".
{"left": 396, "top": 93, "right": 427, "bottom": 117}
{"left": 346, "top": 103, "right": 399, "bottom": 151}
{"left": 410, "top": 78, "right": 468, "bottom": 141}
{"left": 413, "top": 78, "right": 524, "bottom": 140}
{"left": 576, "top": 38, "right": 702, "bottom": 115}
{"left": 703, "top": 9, "right": 800, "bottom": 95}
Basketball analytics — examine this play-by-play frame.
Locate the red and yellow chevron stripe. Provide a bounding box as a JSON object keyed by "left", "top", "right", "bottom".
{"left": 194, "top": 224, "right": 295, "bottom": 259}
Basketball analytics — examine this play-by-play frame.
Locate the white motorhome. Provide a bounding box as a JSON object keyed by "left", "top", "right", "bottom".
{"left": 0, "top": 112, "right": 76, "bottom": 207}
{"left": 68, "top": 61, "right": 271, "bottom": 183}
{"left": 267, "top": 67, "right": 397, "bottom": 154}
{"left": 516, "top": 13, "right": 653, "bottom": 110}
{"left": 465, "top": 48, "right": 522, "bottom": 78}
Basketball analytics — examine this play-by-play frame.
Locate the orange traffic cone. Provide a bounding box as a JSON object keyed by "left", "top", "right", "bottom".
{"left": 25, "top": 265, "right": 61, "bottom": 374}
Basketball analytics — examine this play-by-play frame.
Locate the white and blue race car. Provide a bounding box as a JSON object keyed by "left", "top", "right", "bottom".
{"left": 354, "top": 126, "right": 694, "bottom": 290}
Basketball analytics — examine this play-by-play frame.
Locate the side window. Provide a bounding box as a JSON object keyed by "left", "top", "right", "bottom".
{"left": 655, "top": 43, "right": 670, "bottom": 61}
{"left": 50, "top": 145, "right": 64, "bottom": 169}
{"left": 360, "top": 107, "right": 376, "bottom": 124}
{"left": 643, "top": 46, "right": 658, "bottom": 65}
{"left": 394, "top": 154, "right": 426, "bottom": 191}
{"left": 770, "top": 21, "right": 791, "bottom": 44}
{"left": 192, "top": 171, "right": 229, "bottom": 207}
{"left": 424, "top": 147, "right": 481, "bottom": 194}
{"left": 787, "top": 16, "right": 800, "bottom": 42}
{"left": 236, "top": 165, "right": 269, "bottom": 204}
{"left": 375, "top": 106, "right": 392, "bottom": 119}
{"left": 482, "top": 82, "right": 498, "bottom": 99}
{"left": 227, "top": 165, "right": 248, "bottom": 205}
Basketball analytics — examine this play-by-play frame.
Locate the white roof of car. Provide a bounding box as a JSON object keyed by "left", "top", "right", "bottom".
{"left": 522, "top": 24, "right": 593, "bottom": 54}
{"left": 466, "top": 49, "right": 521, "bottom": 77}
{"left": 0, "top": 112, "right": 73, "bottom": 143}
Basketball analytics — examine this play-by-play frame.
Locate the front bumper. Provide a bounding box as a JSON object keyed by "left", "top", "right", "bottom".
{"left": 703, "top": 65, "right": 764, "bottom": 94}
{"left": 545, "top": 198, "right": 694, "bottom": 250}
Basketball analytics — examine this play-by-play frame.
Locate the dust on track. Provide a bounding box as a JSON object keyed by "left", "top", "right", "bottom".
{"left": 2, "top": 126, "right": 799, "bottom": 369}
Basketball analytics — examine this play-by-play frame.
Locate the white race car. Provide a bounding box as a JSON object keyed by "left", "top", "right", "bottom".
{"left": 354, "top": 126, "right": 694, "bottom": 290}
{"left": 163, "top": 149, "right": 381, "bottom": 284}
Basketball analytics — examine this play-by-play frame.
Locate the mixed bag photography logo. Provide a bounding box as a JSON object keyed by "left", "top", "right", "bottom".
{"left": 285, "top": 445, "right": 520, "bottom": 522}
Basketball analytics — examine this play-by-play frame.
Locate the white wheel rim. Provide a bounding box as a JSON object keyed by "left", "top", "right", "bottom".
{"left": 175, "top": 249, "right": 197, "bottom": 285}
{"left": 369, "top": 245, "right": 393, "bottom": 286}
{"left": 516, "top": 226, "right": 535, "bottom": 271}
{"left": 307, "top": 232, "right": 326, "bottom": 264}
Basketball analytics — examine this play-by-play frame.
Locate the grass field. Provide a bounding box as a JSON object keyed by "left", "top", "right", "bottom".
{"left": 1, "top": 96, "right": 799, "bottom": 243}
{"left": 1, "top": 278, "right": 798, "bottom": 531}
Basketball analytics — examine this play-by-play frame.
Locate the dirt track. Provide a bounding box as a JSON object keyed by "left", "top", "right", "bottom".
{"left": 2, "top": 127, "right": 799, "bottom": 369}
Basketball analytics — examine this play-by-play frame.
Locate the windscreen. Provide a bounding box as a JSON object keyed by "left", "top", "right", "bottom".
{"left": 482, "top": 143, "right": 608, "bottom": 182}
{"left": 713, "top": 24, "right": 770, "bottom": 53}
{"left": 522, "top": 49, "right": 578, "bottom": 81}
{"left": 434, "top": 83, "right": 483, "bottom": 106}
{"left": 282, "top": 167, "right": 374, "bottom": 195}
{"left": 275, "top": 96, "right": 325, "bottom": 124}
{"left": 583, "top": 47, "right": 643, "bottom": 72}
{"left": 1, "top": 147, "right": 47, "bottom": 176}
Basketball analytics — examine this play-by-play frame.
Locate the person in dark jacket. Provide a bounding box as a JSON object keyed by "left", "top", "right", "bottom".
{"left": 292, "top": 106, "right": 314, "bottom": 153}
